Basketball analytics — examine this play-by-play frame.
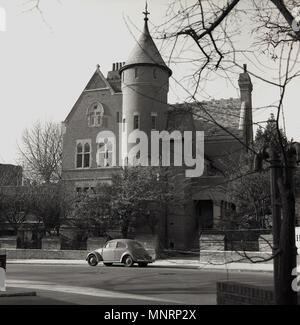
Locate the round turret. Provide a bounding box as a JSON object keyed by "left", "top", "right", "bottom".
{"left": 120, "top": 8, "right": 172, "bottom": 164}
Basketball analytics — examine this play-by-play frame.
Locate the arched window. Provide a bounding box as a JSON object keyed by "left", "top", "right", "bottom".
{"left": 88, "top": 103, "right": 104, "bottom": 127}
{"left": 83, "top": 143, "right": 91, "bottom": 168}
{"left": 76, "top": 141, "right": 91, "bottom": 168}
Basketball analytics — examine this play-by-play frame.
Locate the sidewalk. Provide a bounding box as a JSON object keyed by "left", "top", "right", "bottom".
{"left": 6, "top": 258, "right": 278, "bottom": 272}
{"left": 0, "top": 288, "right": 36, "bottom": 298}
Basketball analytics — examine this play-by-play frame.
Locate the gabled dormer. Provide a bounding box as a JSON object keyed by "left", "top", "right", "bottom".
{"left": 62, "top": 64, "right": 123, "bottom": 172}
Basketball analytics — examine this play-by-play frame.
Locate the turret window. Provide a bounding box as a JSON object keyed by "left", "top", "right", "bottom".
{"left": 88, "top": 103, "right": 104, "bottom": 127}
{"left": 134, "top": 115, "right": 139, "bottom": 129}
{"left": 135, "top": 68, "right": 138, "bottom": 79}
{"left": 76, "top": 140, "right": 91, "bottom": 168}
{"left": 153, "top": 69, "right": 157, "bottom": 79}
{"left": 151, "top": 113, "right": 157, "bottom": 130}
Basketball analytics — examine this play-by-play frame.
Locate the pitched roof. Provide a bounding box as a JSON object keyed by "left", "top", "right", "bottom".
{"left": 173, "top": 98, "right": 242, "bottom": 137}
{"left": 120, "top": 17, "right": 172, "bottom": 76}
{"left": 64, "top": 66, "right": 116, "bottom": 123}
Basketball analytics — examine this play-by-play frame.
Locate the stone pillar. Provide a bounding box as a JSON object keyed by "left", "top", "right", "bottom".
{"left": 213, "top": 203, "right": 222, "bottom": 228}
{"left": 87, "top": 237, "right": 106, "bottom": 251}
{"left": 135, "top": 234, "right": 159, "bottom": 260}
{"left": 41, "top": 236, "right": 61, "bottom": 250}
{"left": 259, "top": 234, "right": 273, "bottom": 252}
{"left": 199, "top": 234, "right": 225, "bottom": 251}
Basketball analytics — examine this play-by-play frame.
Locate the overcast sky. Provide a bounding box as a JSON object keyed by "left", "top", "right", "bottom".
{"left": 0, "top": 0, "right": 299, "bottom": 164}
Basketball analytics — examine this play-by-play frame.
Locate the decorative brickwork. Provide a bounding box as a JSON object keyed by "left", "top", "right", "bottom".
{"left": 217, "top": 281, "right": 275, "bottom": 305}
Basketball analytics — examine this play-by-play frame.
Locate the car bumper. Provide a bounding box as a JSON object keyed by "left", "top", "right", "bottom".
{"left": 134, "top": 257, "right": 153, "bottom": 263}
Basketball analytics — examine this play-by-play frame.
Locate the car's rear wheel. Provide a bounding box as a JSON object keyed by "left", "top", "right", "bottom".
{"left": 138, "top": 263, "right": 148, "bottom": 267}
{"left": 123, "top": 255, "right": 134, "bottom": 267}
{"left": 103, "top": 263, "right": 113, "bottom": 266}
{"left": 87, "top": 255, "right": 98, "bottom": 266}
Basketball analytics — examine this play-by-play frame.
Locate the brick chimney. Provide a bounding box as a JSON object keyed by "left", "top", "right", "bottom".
{"left": 106, "top": 62, "right": 125, "bottom": 92}
{"left": 238, "top": 64, "right": 253, "bottom": 150}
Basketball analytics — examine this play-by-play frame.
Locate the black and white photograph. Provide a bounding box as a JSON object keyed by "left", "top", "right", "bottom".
{"left": 0, "top": 0, "right": 300, "bottom": 311}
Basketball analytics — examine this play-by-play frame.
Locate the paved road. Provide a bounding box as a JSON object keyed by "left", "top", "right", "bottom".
{"left": 1, "top": 263, "right": 273, "bottom": 305}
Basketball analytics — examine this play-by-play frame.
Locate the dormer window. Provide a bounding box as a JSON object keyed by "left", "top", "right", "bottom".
{"left": 88, "top": 103, "right": 104, "bottom": 127}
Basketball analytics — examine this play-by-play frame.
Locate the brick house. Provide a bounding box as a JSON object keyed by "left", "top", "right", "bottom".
{"left": 61, "top": 11, "right": 253, "bottom": 249}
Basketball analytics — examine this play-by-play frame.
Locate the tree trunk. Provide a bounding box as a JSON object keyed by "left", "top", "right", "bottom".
{"left": 277, "top": 166, "right": 298, "bottom": 305}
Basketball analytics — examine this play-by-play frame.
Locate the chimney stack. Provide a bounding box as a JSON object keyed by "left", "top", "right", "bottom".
{"left": 238, "top": 64, "right": 253, "bottom": 150}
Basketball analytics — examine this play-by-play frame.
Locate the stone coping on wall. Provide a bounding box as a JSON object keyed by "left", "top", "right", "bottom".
{"left": 4, "top": 248, "right": 157, "bottom": 260}
{"left": 199, "top": 250, "right": 273, "bottom": 264}
{"left": 5, "top": 249, "right": 88, "bottom": 260}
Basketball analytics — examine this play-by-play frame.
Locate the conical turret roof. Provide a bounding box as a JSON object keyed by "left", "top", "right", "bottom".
{"left": 120, "top": 12, "right": 172, "bottom": 76}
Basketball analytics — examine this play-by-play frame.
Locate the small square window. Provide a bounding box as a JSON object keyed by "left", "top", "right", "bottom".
{"left": 134, "top": 115, "right": 139, "bottom": 129}
{"left": 151, "top": 115, "right": 157, "bottom": 130}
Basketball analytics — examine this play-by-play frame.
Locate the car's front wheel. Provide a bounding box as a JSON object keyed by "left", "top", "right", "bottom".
{"left": 87, "top": 255, "right": 98, "bottom": 266}
{"left": 123, "top": 255, "right": 134, "bottom": 267}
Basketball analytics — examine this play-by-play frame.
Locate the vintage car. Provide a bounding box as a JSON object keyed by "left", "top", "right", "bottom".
{"left": 86, "top": 239, "right": 153, "bottom": 267}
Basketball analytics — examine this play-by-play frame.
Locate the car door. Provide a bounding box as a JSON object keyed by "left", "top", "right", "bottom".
{"left": 114, "top": 241, "right": 127, "bottom": 261}
{"left": 102, "top": 241, "right": 117, "bottom": 262}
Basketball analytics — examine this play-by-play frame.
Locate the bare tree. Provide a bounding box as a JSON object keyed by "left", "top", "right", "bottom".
{"left": 151, "top": 0, "right": 300, "bottom": 305}
{"left": 28, "top": 183, "right": 71, "bottom": 236}
{"left": 18, "top": 121, "right": 62, "bottom": 184}
{"left": 0, "top": 186, "right": 31, "bottom": 235}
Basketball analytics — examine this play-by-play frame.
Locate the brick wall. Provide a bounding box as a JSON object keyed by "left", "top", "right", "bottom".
{"left": 5, "top": 249, "right": 88, "bottom": 260}
{"left": 217, "top": 281, "right": 275, "bottom": 305}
